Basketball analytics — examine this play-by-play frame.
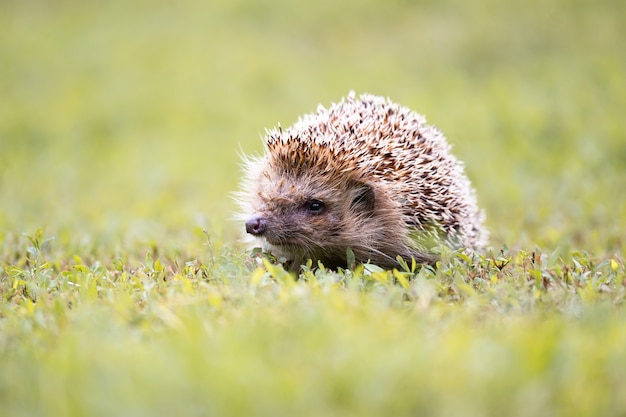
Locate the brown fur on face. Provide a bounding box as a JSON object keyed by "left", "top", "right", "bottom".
{"left": 237, "top": 92, "right": 487, "bottom": 271}
{"left": 244, "top": 165, "right": 433, "bottom": 270}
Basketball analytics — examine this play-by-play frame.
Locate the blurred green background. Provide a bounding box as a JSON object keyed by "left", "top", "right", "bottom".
{"left": 1, "top": 0, "right": 625, "bottom": 255}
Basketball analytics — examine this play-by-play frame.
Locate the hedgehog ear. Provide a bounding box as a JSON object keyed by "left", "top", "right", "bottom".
{"left": 350, "top": 182, "right": 376, "bottom": 213}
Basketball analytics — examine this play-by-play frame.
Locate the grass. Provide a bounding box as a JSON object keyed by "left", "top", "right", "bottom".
{"left": 1, "top": 0, "right": 625, "bottom": 415}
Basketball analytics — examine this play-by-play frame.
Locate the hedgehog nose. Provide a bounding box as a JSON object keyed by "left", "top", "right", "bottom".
{"left": 245, "top": 216, "right": 267, "bottom": 236}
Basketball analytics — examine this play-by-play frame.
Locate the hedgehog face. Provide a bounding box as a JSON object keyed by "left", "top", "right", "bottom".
{"left": 244, "top": 171, "right": 379, "bottom": 269}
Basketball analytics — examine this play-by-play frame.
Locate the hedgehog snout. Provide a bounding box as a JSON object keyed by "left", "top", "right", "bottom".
{"left": 245, "top": 216, "right": 267, "bottom": 236}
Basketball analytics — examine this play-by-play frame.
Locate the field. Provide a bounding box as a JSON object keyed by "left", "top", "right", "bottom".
{"left": 1, "top": 0, "right": 626, "bottom": 415}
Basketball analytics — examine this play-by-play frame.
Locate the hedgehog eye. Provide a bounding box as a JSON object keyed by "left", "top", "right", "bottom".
{"left": 305, "top": 200, "right": 325, "bottom": 214}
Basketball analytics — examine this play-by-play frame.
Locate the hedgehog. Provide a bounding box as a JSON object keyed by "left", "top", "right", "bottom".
{"left": 236, "top": 92, "right": 487, "bottom": 271}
